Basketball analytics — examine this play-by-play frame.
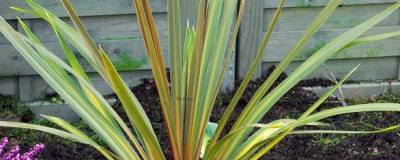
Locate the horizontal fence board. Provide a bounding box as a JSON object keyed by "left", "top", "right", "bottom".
{"left": 0, "top": 44, "right": 33, "bottom": 76}
{"left": 0, "top": 76, "right": 17, "bottom": 95}
{"left": 15, "top": 71, "right": 153, "bottom": 101}
{"left": 264, "top": 4, "right": 400, "bottom": 31}
{"left": 1, "top": 0, "right": 167, "bottom": 20}
{"left": 262, "top": 26, "right": 400, "bottom": 62}
{"left": 262, "top": 57, "right": 399, "bottom": 81}
{"left": 30, "top": 14, "right": 168, "bottom": 43}
{"left": 0, "top": 37, "right": 169, "bottom": 76}
{"left": 0, "top": 20, "right": 17, "bottom": 44}
{"left": 0, "top": 14, "right": 170, "bottom": 76}
{"left": 265, "top": 0, "right": 399, "bottom": 8}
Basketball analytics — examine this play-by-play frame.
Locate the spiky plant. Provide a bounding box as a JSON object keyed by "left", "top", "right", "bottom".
{"left": 0, "top": 0, "right": 400, "bottom": 159}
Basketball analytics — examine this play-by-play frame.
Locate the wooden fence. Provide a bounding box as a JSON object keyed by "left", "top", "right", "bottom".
{"left": 0, "top": 0, "right": 172, "bottom": 101}
{"left": 0, "top": 0, "right": 399, "bottom": 101}
{"left": 238, "top": 0, "right": 400, "bottom": 80}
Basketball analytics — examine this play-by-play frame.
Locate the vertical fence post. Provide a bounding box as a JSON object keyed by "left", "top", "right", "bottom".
{"left": 237, "top": 0, "right": 264, "bottom": 80}
{"left": 0, "top": 20, "right": 18, "bottom": 96}
{"left": 16, "top": 20, "right": 37, "bottom": 102}
{"left": 220, "top": 0, "right": 238, "bottom": 92}
{"left": 398, "top": 9, "right": 400, "bottom": 80}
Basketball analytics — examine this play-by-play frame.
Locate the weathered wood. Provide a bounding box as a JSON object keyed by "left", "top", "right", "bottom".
{"left": 0, "top": 20, "right": 17, "bottom": 44}
{"left": 30, "top": 14, "right": 168, "bottom": 43}
{"left": 9, "top": 70, "right": 153, "bottom": 101}
{"left": 0, "top": 0, "right": 399, "bottom": 100}
{"left": 264, "top": 4, "right": 400, "bottom": 31}
{"left": 304, "top": 82, "right": 400, "bottom": 98}
{"left": 220, "top": 2, "right": 238, "bottom": 92}
{"left": 18, "top": 75, "right": 48, "bottom": 102}
{"left": 265, "top": 0, "right": 399, "bottom": 8}
{"left": 28, "top": 104, "right": 80, "bottom": 122}
{"left": 0, "top": 37, "right": 169, "bottom": 76}
{"left": 15, "top": 19, "right": 38, "bottom": 102}
{"left": 181, "top": 0, "right": 199, "bottom": 27}
{"left": 398, "top": 9, "right": 400, "bottom": 80}
{"left": 262, "top": 26, "right": 400, "bottom": 62}
{"left": 0, "top": 14, "right": 169, "bottom": 76}
{"left": 0, "top": 76, "right": 18, "bottom": 95}
{"left": 262, "top": 57, "right": 399, "bottom": 81}
{"left": 221, "top": 52, "right": 236, "bottom": 93}
{"left": 0, "top": 44, "right": 33, "bottom": 76}
{"left": 1, "top": 0, "right": 167, "bottom": 20}
{"left": 30, "top": 71, "right": 154, "bottom": 98}
{"left": 237, "top": 0, "right": 264, "bottom": 79}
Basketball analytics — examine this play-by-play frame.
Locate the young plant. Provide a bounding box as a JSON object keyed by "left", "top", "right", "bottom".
{"left": 0, "top": 0, "right": 400, "bottom": 159}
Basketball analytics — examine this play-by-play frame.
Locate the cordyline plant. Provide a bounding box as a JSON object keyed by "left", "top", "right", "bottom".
{"left": 0, "top": 0, "right": 400, "bottom": 159}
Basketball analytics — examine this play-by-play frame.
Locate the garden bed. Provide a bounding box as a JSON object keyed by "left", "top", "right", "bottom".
{"left": 1, "top": 71, "right": 399, "bottom": 159}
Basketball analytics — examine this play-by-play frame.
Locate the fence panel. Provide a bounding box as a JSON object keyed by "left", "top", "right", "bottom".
{"left": 238, "top": 0, "right": 400, "bottom": 81}
{"left": 0, "top": 0, "right": 234, "bottom": 101}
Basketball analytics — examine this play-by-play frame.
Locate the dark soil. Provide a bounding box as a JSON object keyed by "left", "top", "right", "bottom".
{"left": 1, "top": 66, "right": 399, "bottom": 160}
